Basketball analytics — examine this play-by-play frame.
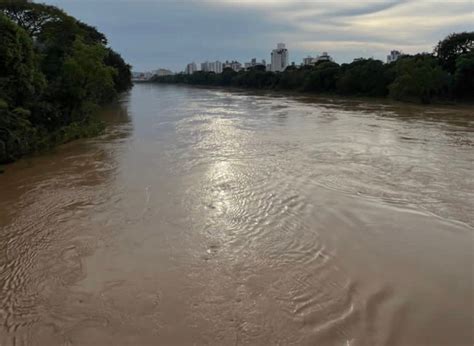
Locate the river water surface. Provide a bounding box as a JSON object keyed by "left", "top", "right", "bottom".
{"left": 0, "top": 84, "right": 473, "bottom": 345}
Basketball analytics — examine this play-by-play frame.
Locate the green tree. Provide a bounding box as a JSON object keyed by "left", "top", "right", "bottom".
{"left": 453, "top": 52, "right": 474, "bottom": 98}
{"left": 104, "top": 48, "right": 132, "bottom": 92}
{"left": 389, "top": 55, "right": 450, "bottom": 103}
{"left": 303, "top": 61, "right": 340, "bottom": 92}
{"left": 220, "top": 67, "right": 237, "bottom": 86}
{"left": 0, "top": 2, "right": 67, "bottom": 38}
{"left": 434, "top": 32, "right": 474, "bottom": 73}
{"left": 38, "top": 15, "right": 81, "bottom": 80}
{"left": 77, "top": 20, "right": 108, "bottom": 45}
{"left": 1, "top": 3, "right": 131, "bottom": 164}
{"left": 59, "top": 38, "right": 117, "bottom": 120}
{"left": 0, "top": 14, "right": 44, "bottom": 163}
{"left": 0, "top": 13, "right": 44, "bottom": 107}
{"left": 337, "top": 59, "right": 391, "bottom": 96}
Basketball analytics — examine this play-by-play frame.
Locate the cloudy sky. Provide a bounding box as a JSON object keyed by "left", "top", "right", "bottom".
{"left": 42, "top": 0, "right": 473, "bottom": 72}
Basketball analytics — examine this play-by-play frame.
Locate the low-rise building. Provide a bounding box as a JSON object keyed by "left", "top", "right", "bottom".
{"left": 154, "top": 69, "right": 173, "bottom": 77}
{"left": 223, "top": 60, "right": 242, "bottom": 72}
{"left": 244, "top": 58, "right": 267, "bottom": 70}
{"left": 302, "top": 52, "right": 334, "bottom": 66}
{"left": 315, "top": 52, "right": 333, "bottom": 63}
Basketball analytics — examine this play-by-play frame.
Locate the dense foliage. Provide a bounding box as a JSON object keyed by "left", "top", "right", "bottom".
{"left": 155, "top": 32, "right": 473, "bottom": 104}
{"left": 0, "top": 2, "right": 132, "bottom": 164}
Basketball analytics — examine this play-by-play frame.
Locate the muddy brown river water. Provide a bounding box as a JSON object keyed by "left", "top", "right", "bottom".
{"left": 0, "top": 84, "right": 473, "bottom": 345}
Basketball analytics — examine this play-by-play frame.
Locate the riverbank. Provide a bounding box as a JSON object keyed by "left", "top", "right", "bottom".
{"left": 0, "top": 3, "right": 132, "bottom": 168}
{"left": 0, "top": 114, "right": 104, "bottom": 172}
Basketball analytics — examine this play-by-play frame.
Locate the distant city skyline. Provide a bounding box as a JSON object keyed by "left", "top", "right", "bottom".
{"left": 41, "top": 0, "right": 473, "bottom": 72}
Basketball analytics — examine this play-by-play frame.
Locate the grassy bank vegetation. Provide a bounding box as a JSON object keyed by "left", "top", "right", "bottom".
{"left": 154, "top": 32, "right": 473, "bottom": 105}
{"left": 0, "top": 1, "right": 132, "bottom": 165}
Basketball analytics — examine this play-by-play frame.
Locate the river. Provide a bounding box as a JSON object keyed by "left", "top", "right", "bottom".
{"left": 0, "top": 84, "right": 473, "bottom": 345}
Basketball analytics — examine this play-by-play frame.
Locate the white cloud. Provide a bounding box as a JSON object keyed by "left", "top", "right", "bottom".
{"left": 41, "top": 0, "right": 474, "bottom": 69}
{"left": 199, "top": 0, "right": 474, "bottom": 61}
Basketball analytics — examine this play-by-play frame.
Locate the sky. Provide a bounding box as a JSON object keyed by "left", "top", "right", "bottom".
{"left": 41, "top": 0, "right": 474, "bottom": 72}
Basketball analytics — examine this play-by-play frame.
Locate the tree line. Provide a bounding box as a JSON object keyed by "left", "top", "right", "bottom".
{"left": 0, "top": 1, "right": 132, "bottom": 165}
{"left": 154, "top": 32, "right": 473, "bottom": 104}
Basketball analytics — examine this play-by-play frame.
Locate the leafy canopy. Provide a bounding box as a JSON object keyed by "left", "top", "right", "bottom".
{"left": 0, "top": 3, "right": 132, "bottom": 164}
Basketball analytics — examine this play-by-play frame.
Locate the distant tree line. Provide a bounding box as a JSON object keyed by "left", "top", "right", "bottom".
{"left": 154, "top": 32, "right": 473, "bottom": 104}
{"left": 0, "top": 1, "right": 132, "bottom": 164}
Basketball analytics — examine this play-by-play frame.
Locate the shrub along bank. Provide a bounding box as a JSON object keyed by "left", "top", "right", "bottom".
{"left": 0, "top": 2, "right": 132, "bottom": 164}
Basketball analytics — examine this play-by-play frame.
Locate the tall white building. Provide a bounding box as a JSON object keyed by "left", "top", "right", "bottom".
{"left": 214, "top": 61, "right": 223, "bottom": 74}
{"left": 387, "top": 50, "right": 402, "bottom": 63}
{"left": 209, "top": 62, "right": 217, "bottom": 73}
{"left": 201, "top": 62, "right": 210, "bottom": 72}
{"left": 201, "top": 61, "right": 223, "bottom": 74}
{"left": 186, "top": 62, "right": 197, "bottom": 74}
{"left": 271, "top": 43, "right": 289, "bottom": 72}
